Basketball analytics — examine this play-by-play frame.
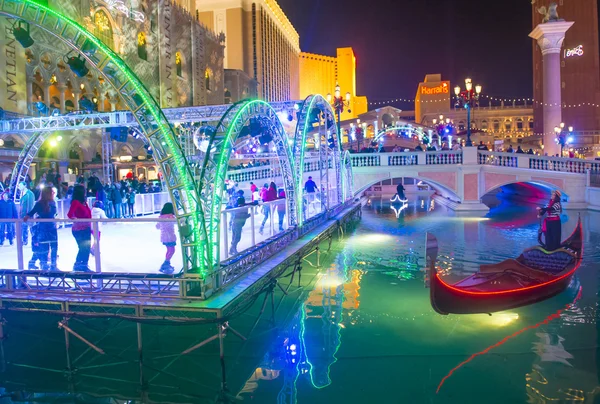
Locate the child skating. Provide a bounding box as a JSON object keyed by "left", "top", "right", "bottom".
{"left": 156, "top": 202, "right": 176, "bottom": 274}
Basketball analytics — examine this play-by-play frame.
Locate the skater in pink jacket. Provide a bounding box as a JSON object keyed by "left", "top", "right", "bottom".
{"left": 156, "top": 202, "right": 177, "bottom": 274}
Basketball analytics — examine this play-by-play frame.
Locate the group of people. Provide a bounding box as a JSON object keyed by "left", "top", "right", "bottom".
{"left": 226, "top": 181, "right": 287, "bottom": 256}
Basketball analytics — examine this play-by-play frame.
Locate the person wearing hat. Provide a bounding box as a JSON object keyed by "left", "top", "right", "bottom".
{"left": 537, "top": 190, "right": 563, "bottom": 250}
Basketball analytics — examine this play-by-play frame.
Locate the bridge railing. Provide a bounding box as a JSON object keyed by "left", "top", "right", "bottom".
{"left": 349, "top": 150, "right": 463, "bottom": 167}
{"left": 478, "top": 151, "right": 600, "bottom": 174}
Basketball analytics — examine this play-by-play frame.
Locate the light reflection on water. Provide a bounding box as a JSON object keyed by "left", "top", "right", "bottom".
{"left": 241, "top": 197, "right": 600, "bottom": 403}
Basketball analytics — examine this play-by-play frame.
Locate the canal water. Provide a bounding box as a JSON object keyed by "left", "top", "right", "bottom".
{"left": 0, "top": 196, "right": 598, "bottom": 403}
{"left": 237, "top": 196, "right": 600, "bottom": 403}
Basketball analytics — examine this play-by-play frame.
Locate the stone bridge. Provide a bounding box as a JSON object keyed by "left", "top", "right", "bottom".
{"left": 349, "top": 148, "right": 600, "bottom": 210}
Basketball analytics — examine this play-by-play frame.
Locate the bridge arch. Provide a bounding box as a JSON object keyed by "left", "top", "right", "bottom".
{"left": 482, "top": 180, "right": 569, "bottom": 202}
{"left": 3, "top": 1, "right": 208, "bottom": 276}
{"left": 355, "top": 174, "right": 461, "bottom": 202}
{"left": 200, "top": 99, "right": 297, "bottom": 268}
{"left": 293, "top": 94, "right": 343, "bottom": 225}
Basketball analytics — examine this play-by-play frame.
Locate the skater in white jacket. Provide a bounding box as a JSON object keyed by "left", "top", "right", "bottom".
{"left": 91, "top": 200, "right": 108, "bottom": 255}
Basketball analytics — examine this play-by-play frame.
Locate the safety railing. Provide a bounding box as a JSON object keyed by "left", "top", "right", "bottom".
{"left": 477, "top": 151, "right": 518, "bottom": 167}
{"left": 425, "top": 150, "right": 463, "bottom": 165}
{"left": 478, "top": 151, "right": 600, "bottom": 174}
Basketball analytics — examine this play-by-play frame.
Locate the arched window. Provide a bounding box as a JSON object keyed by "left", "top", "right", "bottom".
{"left": 175, "top": 51, "right": 182, "bottom": 77}
{"left": 481, "top": 120, "right": 488, "bottom": 130}
{"left": 93, "top": 10, "right": 114, "bottom": 49}
{"left": 528, "top": 119, "right": 534, "bottom": 130}
{"left": 458, "top": 121, "right": 465, "bottom": 131}
{"left": 493, "top": 120, "right": 500, "bottom": 131}
{"left": 205, "top": 68, "right": 212, "bottom": 91}
{"left": 504, "top": 120, "right": 512, "bottom": 132}
{"left": 224, "top": 89, "right": 232, "bottom": 103}
{"left": 137, "top": 32, "right": 147, "bottom": 60}
{"left": 516, "top": 118, "right": 524, "bottom": 130}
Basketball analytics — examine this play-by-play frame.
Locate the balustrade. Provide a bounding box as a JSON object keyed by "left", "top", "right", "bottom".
{"left": 425, "top": 151, "right": 463, "bottom": 165}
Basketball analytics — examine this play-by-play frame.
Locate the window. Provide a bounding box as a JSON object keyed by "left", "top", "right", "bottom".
{"left": 458, "top": 121, "right": 465, "bottom": 131}
{"left": 205, "top": 68, "right": 212, "bottom": 91}
{"left": 493, "top": 120, "right": 500, "bottom": 131}
{"left": 224, "top": 89, "right": 232, "bottom": 103}
{"left": 94, "top": 11, "right": 114, "bottom": 49}
{"left": 481, "top": 120, "right": 488, "bottom": 130}
{"left": 175, "top": 51, "right": 182, "bottom": 77}
{"left": 137, "top": 32, "right": 147, "bottom": 60}
{"left": 504, "top": 121, "right": 512, "bottom": 132}
{"left": 516, "top": 118, "right": 524, "bottom": 130}
{"left": 529, "top": 120, "right": 534, "bottom": 130}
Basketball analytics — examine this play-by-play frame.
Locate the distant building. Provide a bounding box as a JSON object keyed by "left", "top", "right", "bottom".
{"left": 531, "top": 0, "right": 600, "bottom": 132}
{"left": 224, "top": 69, "right": 258, "bottom": 103}
{"left": 299, "top": 47, "right": 368, "bottom": 120}
{"left": 197, "top": 0, "right": 300, "bottom": 102}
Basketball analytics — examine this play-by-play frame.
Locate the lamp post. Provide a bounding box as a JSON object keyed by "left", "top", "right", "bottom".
{"left": 327, "top": 82, "right": 351, "bottom": 144}
{"left": 454, "top": 78, "right": 482, "bottom": 147}
{"left": 554, "top": 122, "right": 574, "bottom": 157}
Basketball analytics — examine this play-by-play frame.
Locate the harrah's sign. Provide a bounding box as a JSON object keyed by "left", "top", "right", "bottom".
{"left": 564, "top": 45, "right": 584, "bottom": 58}
{"left": 421, "top": 82, "right": 449, "bottom": 95}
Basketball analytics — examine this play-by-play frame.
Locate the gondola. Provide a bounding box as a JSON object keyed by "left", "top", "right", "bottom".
{"left": 426, "top": 217, "right": 583, "bottom": 315}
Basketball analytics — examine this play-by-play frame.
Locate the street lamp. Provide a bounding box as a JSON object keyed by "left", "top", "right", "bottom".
{"left": 554, "top": 123, "right": 574, "bottom": 157}
{"left": 454, "top": 78, "right": 482, "bottom": 147}
{"left": 327, "top": 82, "right": 351, "bottom": 143}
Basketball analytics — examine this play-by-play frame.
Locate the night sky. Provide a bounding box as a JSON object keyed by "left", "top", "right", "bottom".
{"left": 277, "top": 0, "right": 535, "bottom": 108}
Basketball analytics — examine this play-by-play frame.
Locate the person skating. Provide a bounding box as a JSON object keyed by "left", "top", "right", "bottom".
{"left": 0, "top": 190, "right": 17, "bottom": 246}
{"left": 67, "top": 184, "right": 92, "bottom": 272}
{"left": 23, "top": 186, "right": 58, "bottom": 270}
{"left": 156, "top": 202, "right": 177, "bottom": 274}
{"left": 18, "top": 182, "right": 35, "bottom": 245}
{"left": 90, "top": 200, "right": 108, "bottom": 255}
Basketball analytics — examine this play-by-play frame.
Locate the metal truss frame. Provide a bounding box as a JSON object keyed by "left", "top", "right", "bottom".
{"left": 342, "top": 150, "right": 354, "bottom": 201}
{"left": 0, "top": 101, "right": 301, "bottom": 134}
{"left": 293, "top": 95, "right": 343, "bottom": 226}
{"left": 1, "top": 1, "right": 208, "bottom": 282}
{"left": 199, "top": 100, "right": 298, "bottom": 275}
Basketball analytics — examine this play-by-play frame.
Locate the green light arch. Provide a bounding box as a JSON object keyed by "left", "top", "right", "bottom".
{"left": 293, "top": 94, "right": 343, "bottom": 226}
{"left": 199, "top": 99, "right": 298, "bottom": 271}
{"left": 3, "top": 0, "right": 208, "bottom": 276}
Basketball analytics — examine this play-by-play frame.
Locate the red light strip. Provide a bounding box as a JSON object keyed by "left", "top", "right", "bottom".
{"left": 437, "top": 223, "right": 582, "bottom": 296}
{"left": 436, "top": 286, "right": 582, "bottom": 394}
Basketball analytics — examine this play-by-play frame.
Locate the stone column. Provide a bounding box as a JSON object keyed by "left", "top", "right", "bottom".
{"left": 57, "top": 84, "right": 67, "bottom": 113}
{"left": 72, "top": 91, "right": 81, "bottom": 110}
{"left": 529, "top": 21, "right": 574, "bottom": 156}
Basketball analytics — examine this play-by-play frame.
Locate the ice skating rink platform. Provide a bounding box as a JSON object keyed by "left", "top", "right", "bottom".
{"left": 0, "top": 203, "right": 361, "bottom": 320}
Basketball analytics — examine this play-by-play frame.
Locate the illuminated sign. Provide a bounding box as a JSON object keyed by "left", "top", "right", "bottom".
{"left": 421, "top": 82, "right": 449, "bottom": 95}
{"left": 99, "top": 0, "right": 146, "bottom": 23}
{"left": 564, "top": 45, "right": 583, "bottom": 58}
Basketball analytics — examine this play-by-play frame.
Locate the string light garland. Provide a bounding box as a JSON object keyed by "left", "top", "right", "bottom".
{"left": 358, "top": 94, "right": 600, "bottom": 109}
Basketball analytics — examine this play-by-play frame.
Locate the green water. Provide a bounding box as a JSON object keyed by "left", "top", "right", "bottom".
{"left": 238, "top": 197, "right": 600, "bottom": 404}
{"left": 0, "top": 197, "right": 598, "bottom": 403}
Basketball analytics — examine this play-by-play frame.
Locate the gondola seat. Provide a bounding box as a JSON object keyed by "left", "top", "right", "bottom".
{"left": 519, "top": 248, "right": 576, "bottom": 274}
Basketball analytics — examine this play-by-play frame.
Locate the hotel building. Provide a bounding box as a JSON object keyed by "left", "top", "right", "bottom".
{"left": 197, "top": 0, "right": 301, "bottom": 102}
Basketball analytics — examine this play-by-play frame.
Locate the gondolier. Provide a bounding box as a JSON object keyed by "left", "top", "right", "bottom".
{"left": 537, "top": 190, "right": 562, "bottom": 251}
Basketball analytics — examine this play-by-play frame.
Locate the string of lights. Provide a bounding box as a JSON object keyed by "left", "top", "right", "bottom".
{"left": 360, "top": 94, "right": 600, "bottom": 109}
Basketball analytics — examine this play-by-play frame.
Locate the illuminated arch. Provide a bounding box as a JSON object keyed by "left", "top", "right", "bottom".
{"left": 4, "top": 1, "right": 208, "bottom": 277}
{"left": 293, "top": 94, "right": 343, "bottom": 225}
{"left": 199, "top": 99, "right": 297, "bottom": 270}
{"left": 373, "top": 125, "right": 425, "bottom": 143}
